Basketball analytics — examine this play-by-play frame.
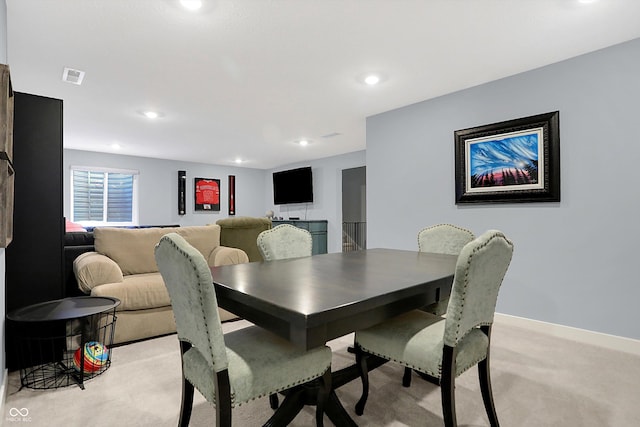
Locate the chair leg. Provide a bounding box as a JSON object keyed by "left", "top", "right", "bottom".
{"left": 354, "top": 344, "right": 369, "bottom": 416}
{"left": 178, "top": 341, "right": 194, "bottom": 427}
{"left": 478, "top": 357, "right": 499, "bottom": 427}
{"left": 178, "top": 375, "right": 194, "bottom": 427}
{"left": 269, "top": 393, "right": 279, "bottom": 409}
{"left": 440, "top": 345, "right": 457, "bottom": 427}
{"left": 315, "top": 368, "right": 332, "bottom": 427}
{"left": 402, "top": 367, "right": 412, "bottom": 387}
{"left": 214, "top": 370, "right": 232, "bottom": 427}
{"left": 479, "top": 326, "right": 500, "bottom": 427}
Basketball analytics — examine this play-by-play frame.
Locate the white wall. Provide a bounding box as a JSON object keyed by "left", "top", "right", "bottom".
{"left": 64, "top": 149, "right": 366, "bottom": 254}
{"left": 64, "top": 150, "right": 267, "bottom": 225}
{"left": 267, "top": 151, "right": 366, "bottom": 253}
{"left": 367, "top": 38, "right": 640, "bottom": 340}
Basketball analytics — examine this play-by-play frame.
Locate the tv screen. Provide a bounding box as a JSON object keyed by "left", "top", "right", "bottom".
{"left": 273, "top": 166, "right": 313, "bottom": 205}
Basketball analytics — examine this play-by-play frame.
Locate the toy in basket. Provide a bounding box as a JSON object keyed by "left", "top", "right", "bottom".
{"left": 73, "top": 341, "right": 109, "bottom": 373}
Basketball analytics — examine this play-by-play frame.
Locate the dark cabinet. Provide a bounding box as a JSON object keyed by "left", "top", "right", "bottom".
{"left": 5, "top": 92, "right": 63, "bottom": 369}
{"left": 272, "top": 220, "right": 328, "bottom": 255}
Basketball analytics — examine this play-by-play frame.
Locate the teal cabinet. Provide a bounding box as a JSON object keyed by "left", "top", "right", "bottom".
{"left": 272, "top": 220, "right": 328, "bottom": 255}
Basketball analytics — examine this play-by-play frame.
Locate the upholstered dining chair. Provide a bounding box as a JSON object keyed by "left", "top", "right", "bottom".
{"left": 155, "top": 233, "right": 332, "bottom": 427}
{"left": 257, "top": 223, "right": 313, "bottom": 261}
{"left": 417, "top": 223, "right": 475, "bottom": 316}
{"left": 353, "top": 230, "right": 513, "bottom": 427}
{"left": 256, "top": 223, "right": 313, "bottom": 409}
{"left": 402, "top": 224, "right": 476, "bottom": 387}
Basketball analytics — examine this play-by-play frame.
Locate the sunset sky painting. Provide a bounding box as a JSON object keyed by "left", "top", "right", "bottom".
{"left": 468, "top": 130, "right": 540, "bottom": 189}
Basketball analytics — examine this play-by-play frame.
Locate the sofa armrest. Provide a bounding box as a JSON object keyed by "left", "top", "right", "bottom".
{"left": 208, "top": 246, "right": 249, "bottom": 266}
{"left": 73, "top": 251, "right": 124, "bottom": 293}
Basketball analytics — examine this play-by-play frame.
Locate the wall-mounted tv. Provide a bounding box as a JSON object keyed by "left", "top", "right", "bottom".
{"left": 273, "top": 166, "right": 313, "bottom": 205}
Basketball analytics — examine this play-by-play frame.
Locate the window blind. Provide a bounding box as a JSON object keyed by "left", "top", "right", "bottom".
{"left": 72, "top": 170, "right": 135, "bottom": 223}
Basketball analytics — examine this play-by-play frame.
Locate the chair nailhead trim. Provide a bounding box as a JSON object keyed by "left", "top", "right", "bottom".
{"left": 417, "top": 224, "right": 474, "bottom": 251}
{"left": 222, "top": 363, "right": 332, "bottom": 407}
{"left": 449, "top": 231, "right": 513, "bottom": 346}
{"left": 163, "top": 237, "right": 222, "bottom": 368}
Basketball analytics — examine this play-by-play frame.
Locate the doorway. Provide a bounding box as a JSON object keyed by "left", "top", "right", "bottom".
{"left": 342, "top": 166, "right": 366, "bottom": 252}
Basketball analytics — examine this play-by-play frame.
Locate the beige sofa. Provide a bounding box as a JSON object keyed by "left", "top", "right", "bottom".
{"left": 72, "top": 225, "right": 248, "bottom": 344}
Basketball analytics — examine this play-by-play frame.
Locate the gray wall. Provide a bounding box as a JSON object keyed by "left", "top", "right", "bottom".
{"left": 65, "top": 149, "right": 366, "bottom": 254}
{"left": 64, "top": 150, "right": 268, "bottom": 225}
{"left": 267, "top": 151, "right": 366, "bottom": 253}
{"left": 367, "top": 38, "right": 640, "bottom": 340}
{"left": 1, "top": 0, "right": 7, "bottom": 384}
{"left": 0, "top": 0, "right": 5, "bottom": 61}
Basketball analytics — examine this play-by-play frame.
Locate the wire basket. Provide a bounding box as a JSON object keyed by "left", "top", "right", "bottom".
{"left": 16, "top": 309, "right": 117, "bottom": 390}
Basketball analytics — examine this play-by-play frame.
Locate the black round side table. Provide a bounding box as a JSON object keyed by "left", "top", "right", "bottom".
{"left": 7, "top": 296, "right": 120, "bottom": 390}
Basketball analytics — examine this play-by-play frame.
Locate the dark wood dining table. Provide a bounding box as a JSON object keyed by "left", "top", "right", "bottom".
{"left": 211, "top": 248, "right": 457, "bottom": 426}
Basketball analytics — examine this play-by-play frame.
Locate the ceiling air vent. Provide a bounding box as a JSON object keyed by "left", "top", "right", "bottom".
{"left": 62, "top": 67, "right": 85, "bottom": 85}
{"left": 321, "top": 132, "right": 342, "bottom": 139}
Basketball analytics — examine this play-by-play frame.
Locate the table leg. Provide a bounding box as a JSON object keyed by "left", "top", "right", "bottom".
{"left": 333, "top": 354, "right": 388, "bottom": 389}
{"left": 263, "top": 386, "right": 307, "bottom": 427}
{"left": 325, "top": 390, "right": 358, "bottom": 426}
{"left": 262, "top": 354, "right": 389, "bottom": 426}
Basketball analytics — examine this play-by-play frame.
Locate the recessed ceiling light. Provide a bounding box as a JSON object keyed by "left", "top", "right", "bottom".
{"left": 364, "top": 75, "right": 380, "bottom": 85}
{"left": 140, "top": 110, "right": 164, "bottom": 119}
{"left": 180, "top": 0, "right": 202, "bottom": 11}
{"left": 295, "top": 139, "right": 312, "bottom": 146}
{"left": 358, "top": 72, "right": 387, "bottom": 86}
{"left": 111, "top": 143, "right": 122, "bottom": 150}
{"left": 234, "top": 158, "right": 244, "bottom": 164}
{"left": 578, "top": 0, "right": 598, "bottom": 3}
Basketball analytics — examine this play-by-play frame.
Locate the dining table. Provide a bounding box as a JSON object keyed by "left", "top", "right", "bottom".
{"left": 211, "top": 248, "right": 458, "bottom": 426}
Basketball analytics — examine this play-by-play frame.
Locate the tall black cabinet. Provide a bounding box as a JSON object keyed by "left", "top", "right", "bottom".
{"left": 5, "top": 92, "right": 63, "bottom": 369}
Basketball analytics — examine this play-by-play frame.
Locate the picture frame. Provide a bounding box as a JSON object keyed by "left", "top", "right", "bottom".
{"left": 454, "top": 111, "right": 560, "bottom": 204}
{"left": 194, "top": 177, "right": 220, "bottom": 211}
{"left": 228, "top": 175, "right": 236, "bottom": 216}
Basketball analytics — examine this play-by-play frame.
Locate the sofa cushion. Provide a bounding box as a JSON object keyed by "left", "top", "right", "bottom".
{"left": 74, "top": 251, "right": 124, "bottom": 293}
{"left": 94, "top": 225, "right": 221, "bottom": 275}
{"left": 90, "top": 273, "right": 170, "bottom": 311}
{"left": 174, "top": 225, "right": 222, "bottom": 264}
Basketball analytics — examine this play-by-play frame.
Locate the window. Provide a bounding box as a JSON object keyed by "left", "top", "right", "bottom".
{"left": 71, "top": 166, "right": 139, "bottom": 227}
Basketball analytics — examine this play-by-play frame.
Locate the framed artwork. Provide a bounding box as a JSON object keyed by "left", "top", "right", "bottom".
{"left": 194, "top": 177, "right": 220, "bottom": 211}
{"left": 228, "top": 175, "right": 236, "bottom": 216}
{"left": 454, "top": 111, "right": 560, "bottom": 204}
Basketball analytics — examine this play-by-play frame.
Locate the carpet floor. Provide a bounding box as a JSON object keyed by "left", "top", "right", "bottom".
{"left": 4, "top": 316, "right": 640, "bottom": 426}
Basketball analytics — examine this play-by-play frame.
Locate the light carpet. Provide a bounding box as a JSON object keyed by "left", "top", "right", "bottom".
{"left": 4, "top": 317, "right": 640, "bottom": 426}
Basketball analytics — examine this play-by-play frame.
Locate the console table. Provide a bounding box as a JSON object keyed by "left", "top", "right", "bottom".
{"left": 272, "top": 219, "right": 327, "bottom": 254}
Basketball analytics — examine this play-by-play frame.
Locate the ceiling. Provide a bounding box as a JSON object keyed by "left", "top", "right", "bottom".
{"left": 6, "top": 0, "right": 640, "bottom": 170}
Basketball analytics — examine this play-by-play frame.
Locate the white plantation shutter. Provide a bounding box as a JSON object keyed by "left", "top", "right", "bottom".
{"left": 71, "top": 167, "right": 138, "bottom": 226}
{"left": 106, "top": 173, "right": 134, "bottom": 222}
{"left": 72, "top": 170, "right": 105, "bottom": 221}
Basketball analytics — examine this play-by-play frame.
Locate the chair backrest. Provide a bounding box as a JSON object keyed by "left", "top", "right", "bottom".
{"left": 417, "top": 224, "right": 475, "bottom": 255}
{"left": 217, "top": 216, "right": 272, "bottom": 262}
{"left": 154, "top": 233, "right": 228, "bottom": 372}
{"left": 443, "top": 230, "right": 513, "bottom": 347}
{"left": 257, "top": 224, "right": 313, "bottom": 261}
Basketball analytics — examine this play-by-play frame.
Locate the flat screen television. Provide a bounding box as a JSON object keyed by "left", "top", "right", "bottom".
{"left": 273, "top": 166, "right": 313, "bottom": 205}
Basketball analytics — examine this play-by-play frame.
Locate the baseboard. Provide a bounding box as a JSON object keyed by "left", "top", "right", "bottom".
{"left": 495, "top": 313, "right": 640, "bottom": 356}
